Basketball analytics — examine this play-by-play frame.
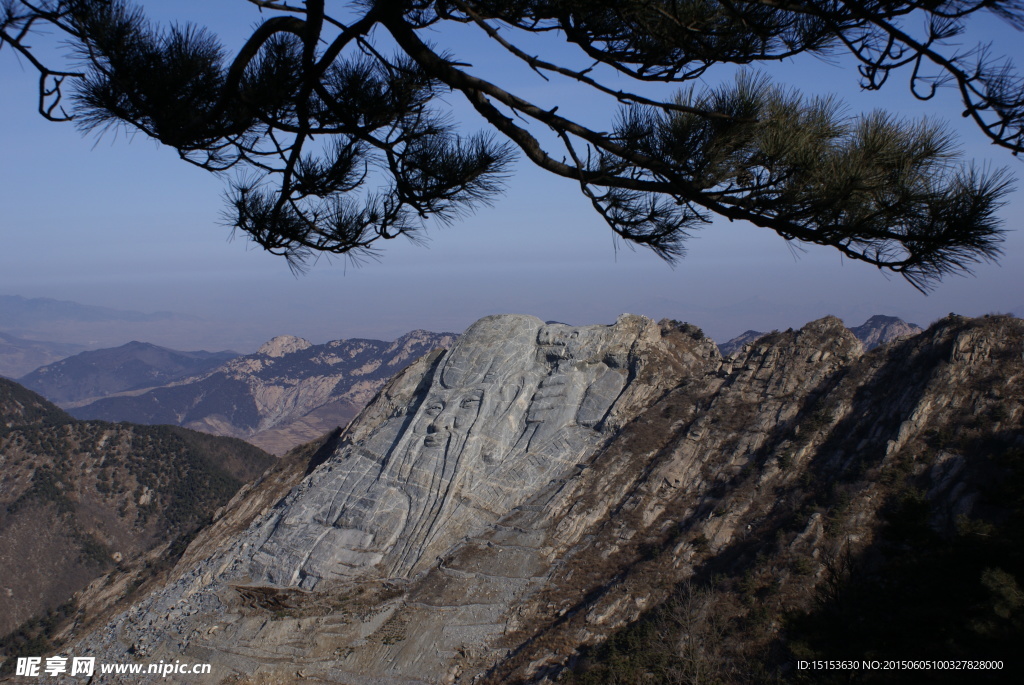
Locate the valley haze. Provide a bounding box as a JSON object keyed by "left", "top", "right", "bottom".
{"left": 0, "top": 293, "right": 1001, "bottom": 364}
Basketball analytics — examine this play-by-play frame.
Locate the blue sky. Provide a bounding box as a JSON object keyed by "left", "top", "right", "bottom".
{"left": 2, "top": 1, "right": 1022, "bottom": 351}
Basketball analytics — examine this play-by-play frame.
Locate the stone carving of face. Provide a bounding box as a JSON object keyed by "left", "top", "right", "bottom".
{"left": 387, "top": 316, "right": 541, "bottom": 473}
{"left": 419, "top": 389, "right": 484, "bottom": 449}
{"left": 379, "top": 319, "right": 544, "bottom": 574}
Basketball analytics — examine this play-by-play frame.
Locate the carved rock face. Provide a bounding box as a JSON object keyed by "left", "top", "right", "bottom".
{"left": 248, "top": 314, "right": 651, "bottom": 588}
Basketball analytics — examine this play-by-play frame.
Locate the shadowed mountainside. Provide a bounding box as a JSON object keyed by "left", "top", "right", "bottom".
{"left": 0, "top": 378, "right": 273, "bottom": 645}
{"left": 18, "top": 341, "right": 238, "bottom": 405}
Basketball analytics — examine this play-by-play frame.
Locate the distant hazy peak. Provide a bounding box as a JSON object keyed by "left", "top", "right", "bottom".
{"left": 257, "top": 335, "right": 313, "bottom": 358}
{"left": 717, "top": 329, "right": 768, "bottom": 357}
{"left": 850, "top": 315, "right": 923, "bottom": 350}
{"left": 858, "top": 314, "right": 912, "bottom": 327}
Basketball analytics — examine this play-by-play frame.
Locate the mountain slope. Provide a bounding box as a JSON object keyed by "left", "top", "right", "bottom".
{"left": 15, "top": 314, "right": 1024, "bottom": 683}
{"left": 0, "top": 378, "right": 273, "bottom": 644}
{"left": 0, "top": 376, "right": 72, "bottom": 428}
{"left": 69, "top": 329, "right": 457, "bottom": 454}
{"left": 18, "top": 341, "right": 238, "bottom": 405}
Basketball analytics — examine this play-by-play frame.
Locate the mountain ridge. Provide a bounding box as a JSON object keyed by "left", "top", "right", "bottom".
{"left": 717, "top": 314, "right": 923, "bottom": 356}
{"left": 0, "top": 295, "right": 191, "bottom": 326}
{"left": 41, "top": 317, "right": 920, "bottom": 456}
{"left": 18, "top": 341, "right": 238, "bottom": 405}
{"left": 67, "top": 328, "right": 458, "bottom": 454}
{"left": 36, "top": 312, "right": 1022, "bottom": 683}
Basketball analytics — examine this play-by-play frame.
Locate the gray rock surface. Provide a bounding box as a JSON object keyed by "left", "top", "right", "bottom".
{"left": 248, "top": 314, "right": 652, "bottom": 585}
{"left": 65, "top": 313, "right": 692, "bottom": 682}
{"left": 255, "top": 335, "right": 312, "bottom": 358}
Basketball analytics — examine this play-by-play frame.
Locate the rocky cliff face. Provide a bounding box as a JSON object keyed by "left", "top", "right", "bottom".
{"left": 68, "top": 330, "right": 457, "bottom": 455}
{"left": 37, "top": 313, "right": 1024, "bottom": 684}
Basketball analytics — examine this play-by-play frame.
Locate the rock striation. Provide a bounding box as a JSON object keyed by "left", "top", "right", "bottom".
{"left": 38, "top": 312, "right": 1024, "bottom": 684}
{"left": 247, "top": 314, "right": 677, "bottom": 586}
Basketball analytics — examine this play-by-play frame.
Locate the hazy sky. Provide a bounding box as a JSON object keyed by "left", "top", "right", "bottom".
{"left": 2, "top": 2, "right": 1023, "bottom": 351}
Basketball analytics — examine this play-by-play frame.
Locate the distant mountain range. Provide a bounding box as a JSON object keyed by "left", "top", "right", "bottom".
{"left": 64, "top": 330, "right": 458, "bottom": 455}
{"left": 18, "top": 341, "right": 238, "bottom": 405}
{"left": 0, "top": 294, "right": 241, "bottom": 352}
{"left": 0, "top": 295, "right": 189, "bottom": 327}
{"left": 717, "top": 315, "right": 923, "bottom": 356}
{"left": 18, "top": 317, "right": 925, "bottom": 455}
{"left": 716, "top": 329, "right": 765, "bottom": 357}
{"left": 848, "top": 315, "right": 924, "bottom": 349}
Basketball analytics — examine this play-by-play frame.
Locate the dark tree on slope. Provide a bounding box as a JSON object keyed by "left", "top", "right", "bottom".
{"left": 2, "top": 1, "right": 1022, "bottom": 287}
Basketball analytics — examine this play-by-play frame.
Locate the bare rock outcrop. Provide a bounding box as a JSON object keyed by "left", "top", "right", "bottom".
{"left": 255, "top": 335, "right": 312, "bottom": 359}
{"left": 46, "top": 313, "right": 1024, "bottom": 684}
